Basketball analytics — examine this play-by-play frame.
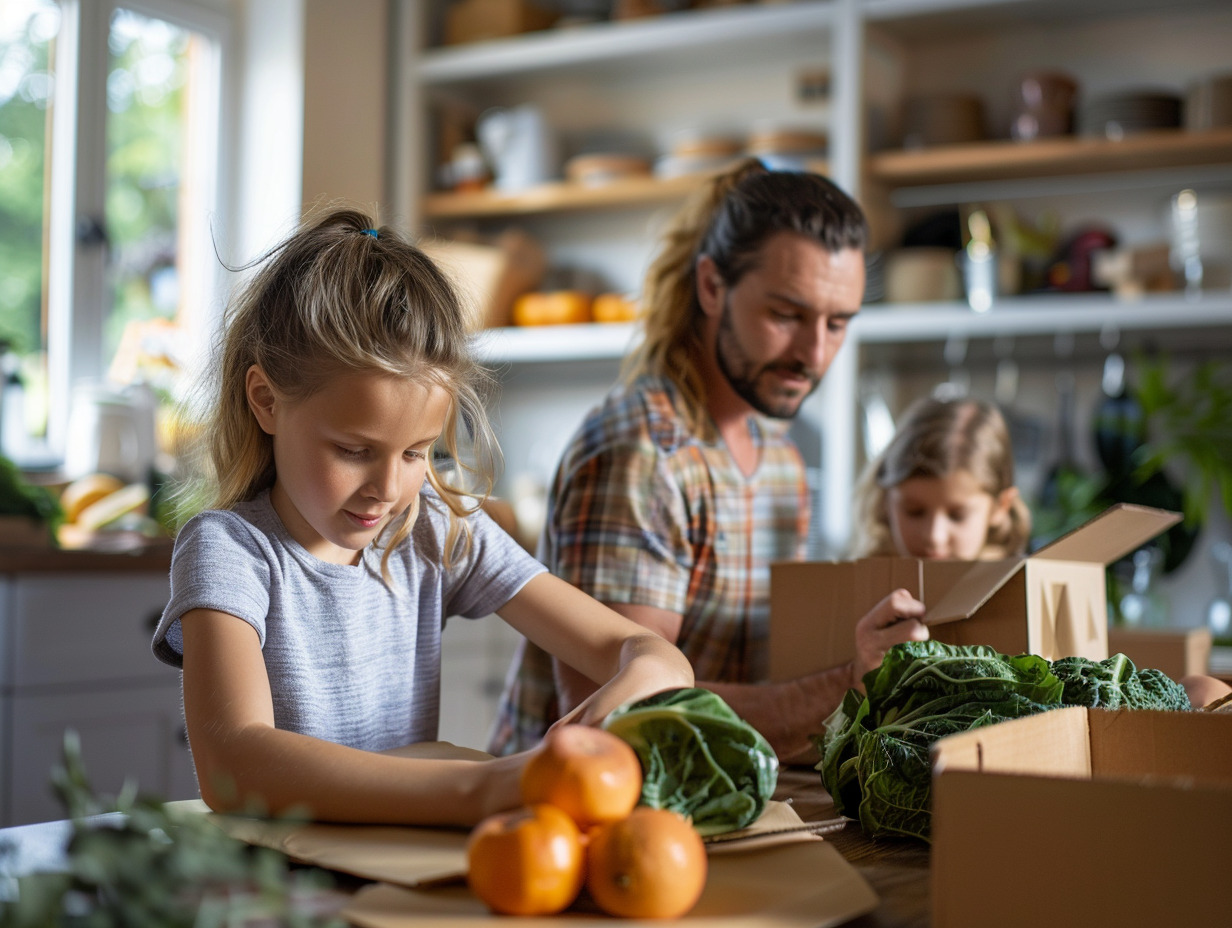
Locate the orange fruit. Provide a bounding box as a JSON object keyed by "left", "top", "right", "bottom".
{"left": 466, "top": 803, "right": 585, "bottom": 916}
{"left": 520, "top": 724, "right": 643, "bottom": 831}
{"left": 585, "top": 807, "right": 708, "bottom": 919}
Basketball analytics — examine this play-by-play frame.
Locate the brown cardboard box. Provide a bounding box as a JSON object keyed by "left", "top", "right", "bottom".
{"left": 930, "top": 706, "right": 1232, "bottom": 928}
{"left": 420, "top": 231, "right": 547, "bottom": 331}
{"left": 443, "top": 0, "right": 558, "bottom": 46}
{"left": 1107, "top": 625, "right": 1212, "bottom": 680}
{"left": 769, "top": 503, "right": 1181, "bottom": 680}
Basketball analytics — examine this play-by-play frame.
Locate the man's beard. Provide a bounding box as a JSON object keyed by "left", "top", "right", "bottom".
{"left": 715, "top": 294, "right": 820, "bottom": 420}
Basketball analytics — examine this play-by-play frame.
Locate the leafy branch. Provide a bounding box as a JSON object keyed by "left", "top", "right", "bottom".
{"left": 0, "top": 732, "right": 345, "bottom": 928}
{"left": 1132, "top": 355, "right": 1232, "bottom": 525}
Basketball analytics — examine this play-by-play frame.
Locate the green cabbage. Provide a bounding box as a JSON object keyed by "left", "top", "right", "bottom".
{"left": 602, "top": 687, "right": 779, "bottom": 836}
{"left": 816, "top": 641, "right": 1192, "bottom": 843}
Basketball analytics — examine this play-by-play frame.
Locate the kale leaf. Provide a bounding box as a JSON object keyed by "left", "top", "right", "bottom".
{"left": 816, "top": 642, "right": 1192, "bottom": 843}
{"left": 1050, "top": 652, "right": 1191, "bottom": 710}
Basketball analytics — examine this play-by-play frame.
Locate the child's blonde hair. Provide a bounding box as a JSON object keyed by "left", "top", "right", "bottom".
{"left": 850, "top": 396, "right": 1031, "bottom": 559}
{"left": 184, "top": 206, "right": 497, "bottom": 578}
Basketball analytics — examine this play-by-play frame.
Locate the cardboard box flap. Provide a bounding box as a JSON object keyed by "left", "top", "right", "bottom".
{"left": 1031, "top": 503, "right": 1180, "bottom": 565}
{"left": 922, "top": 558, "right": 1025, "bottom": 626}
{"left": 931, "top": 705, "right": 1093, "bottom": 778}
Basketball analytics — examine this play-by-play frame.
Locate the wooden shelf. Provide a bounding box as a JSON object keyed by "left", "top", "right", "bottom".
{"left": 418, "top": 1, "right": 834, "bottom": 85}
{"left": 867, "top": 128, "right": 1232, "bottom": 188}
{"left": 423, "top": 172, "right": 718, "bottom": 220}
{"left": 863, "top": 0, "right": 1224, "bottom": 35}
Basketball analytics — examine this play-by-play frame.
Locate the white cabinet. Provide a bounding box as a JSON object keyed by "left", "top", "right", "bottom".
{"left": 438, "top": 615, "right": 523, "bottom": 751}
{"left": 0, "top": 567, "right": 197, "bottom": 826}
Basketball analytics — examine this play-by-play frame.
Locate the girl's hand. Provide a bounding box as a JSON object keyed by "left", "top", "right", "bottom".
{"left": 550, "top": 632, "right": 693, "bottom": 732}
{"left": 852, "top": 588, "right": 928, "bottom": 690}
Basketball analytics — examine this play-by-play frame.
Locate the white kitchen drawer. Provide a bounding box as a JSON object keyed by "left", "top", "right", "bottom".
{"left": 1, "top": 573, "right": 171, "bottom": 688}
{"left": 4, "top": 678, "right": 197, "bottom": 827}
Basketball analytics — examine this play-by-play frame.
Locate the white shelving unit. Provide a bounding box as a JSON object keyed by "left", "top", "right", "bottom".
{"left": 394, "top": 2, "right": 1232, "bottom": 661}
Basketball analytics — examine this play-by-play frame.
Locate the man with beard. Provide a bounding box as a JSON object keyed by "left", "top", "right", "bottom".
{"left": 489, "top": 160, "right": 929, "bottom": 763}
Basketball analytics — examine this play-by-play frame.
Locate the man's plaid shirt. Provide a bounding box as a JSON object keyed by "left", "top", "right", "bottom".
{"left": 488, "top": 374, "right": 809, "bottom": 755}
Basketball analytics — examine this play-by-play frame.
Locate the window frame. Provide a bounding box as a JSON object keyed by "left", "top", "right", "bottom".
{"left": 44, "top": 0, "right": 230, "bottom": 455}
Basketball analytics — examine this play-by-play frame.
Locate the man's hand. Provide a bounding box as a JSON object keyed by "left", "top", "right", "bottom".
{"left": 852, "top": 589, "right": 928, "bottom": 690}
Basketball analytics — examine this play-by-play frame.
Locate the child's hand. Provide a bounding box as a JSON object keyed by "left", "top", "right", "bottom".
{"left": 852, "top": 589, "right": 928, "bottom": 690}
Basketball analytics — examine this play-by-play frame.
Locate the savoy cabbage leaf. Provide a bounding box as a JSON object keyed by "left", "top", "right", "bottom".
{"left": 603, "top": 687, "right": 778, "bottom": 836}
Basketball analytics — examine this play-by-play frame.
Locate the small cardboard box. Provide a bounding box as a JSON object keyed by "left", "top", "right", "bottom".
{"left": 930, "top": 706, "right": 1232, "bottom": 928}
{"left": 769, "top": 503, "right": 1180, "bottom": 680}
{"left": 421, "top": 231, "right": 546, "bottom": 331}
{"left": 1107, "top": 625, "right": 1212, "bottom": 681}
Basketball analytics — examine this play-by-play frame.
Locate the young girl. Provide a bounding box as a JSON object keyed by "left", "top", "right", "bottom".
{"left": 851, "top": 394, "right": 1230, "bottom": 708}
{"left": 151, "top": 208, "right": 693, "bottom": 826}
{"left": 850, "top": 395, "right": 1030, "bottom": 561}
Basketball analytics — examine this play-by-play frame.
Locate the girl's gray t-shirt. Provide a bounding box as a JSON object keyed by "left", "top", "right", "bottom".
{"left": 152, "top": 487, "right": 545, "bottom": 752}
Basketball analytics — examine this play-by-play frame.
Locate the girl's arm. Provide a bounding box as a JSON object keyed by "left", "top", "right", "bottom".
{"left": 496, "top": 573, "right": 694, "bottom": 728}
{"left": 550, "top": 590, "right": 926, "bottom": 765}
{"left": 181, "top": 608, "right": 532, "bottom": 825}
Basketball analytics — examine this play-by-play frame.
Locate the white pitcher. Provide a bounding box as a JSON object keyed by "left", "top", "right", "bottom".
{"left": 475, "top": 105, "right": 557, "bottom": 193}
{"left": 63, "top": 382, "right": 158, "bottom": 483}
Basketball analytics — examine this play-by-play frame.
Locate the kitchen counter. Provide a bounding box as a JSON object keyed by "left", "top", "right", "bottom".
{"left": 0, "top": 540, "right": 172, "bottom": 572}
{"left": 0, "top": 765, "right": 931, "bottom": 926}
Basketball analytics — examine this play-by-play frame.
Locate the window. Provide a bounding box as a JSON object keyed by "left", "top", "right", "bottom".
{"left": 0, "top": 0, "right": 225, "bottom": 468}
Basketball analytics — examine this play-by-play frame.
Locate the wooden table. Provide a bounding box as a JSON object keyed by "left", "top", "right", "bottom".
{"left": 774, "top": 765, "right": 931, "bottom": 928}
{"left": 2, "top": 768, "right": 932, "bottom": 927}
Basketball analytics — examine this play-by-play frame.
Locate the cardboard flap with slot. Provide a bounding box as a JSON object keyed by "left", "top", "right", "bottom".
{"left": 769, "top": 503, "right": 1181, "bottom": 680}
{"left": 1030, "top": 502, "right": 1181, "bottom": 564}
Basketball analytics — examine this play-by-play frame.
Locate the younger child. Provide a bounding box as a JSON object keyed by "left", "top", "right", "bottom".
{"left": 152, "top": 208, "right": 693, "bottom": 826}
{"left": 851, "top": 394, "right": 1230, "bottom": 708}
{"left": 851, "top": 395, "right": 1030, "bottom": 561}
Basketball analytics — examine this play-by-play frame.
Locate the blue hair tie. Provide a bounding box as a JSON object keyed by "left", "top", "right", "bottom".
{"left": 362, "top": 228, "right": 378, "bottom": 238}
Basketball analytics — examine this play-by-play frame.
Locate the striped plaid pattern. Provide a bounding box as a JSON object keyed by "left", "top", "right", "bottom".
{"left": 488, "top": 375, "right": 809, "bottom": 755}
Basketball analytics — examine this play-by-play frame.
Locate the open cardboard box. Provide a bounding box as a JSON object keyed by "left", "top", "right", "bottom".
{"left": 769, "top": 503, "right": 1181, "bottom": 680}
{"left": 929, "top": 706, "right": 1232, "bottom": 927}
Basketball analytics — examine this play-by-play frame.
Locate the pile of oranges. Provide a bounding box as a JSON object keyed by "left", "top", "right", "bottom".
{"left": 466, "top": 724, "right": 708, "bottom": 919}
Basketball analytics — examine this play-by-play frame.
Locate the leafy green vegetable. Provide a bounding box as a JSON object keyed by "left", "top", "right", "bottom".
{"left": 0, "top": 732, "right": 343, "bottom": 927}
{"left": 603, "top": 687, "right": 779, "bottom": 836}
{"left": 1051, "top": 652, "right": 1191, "bottom": 710}
{"left": 0, "top": 454, "right": 62, "bottom": 532}
{"left": 816, "top": 642, "right": 1192, "bottom": 843}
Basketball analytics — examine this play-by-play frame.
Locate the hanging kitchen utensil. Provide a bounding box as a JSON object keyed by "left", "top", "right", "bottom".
{"left": 859, "top": 373, "right": 896, "bottom": 462}
{"left": 1091, "top": 325, "right": 1147, "bottom": 477}
{"left": 993, "top": 335, "right": 1044, "bottom": 472}
{"left": 934, "top": 334, "right": 969, "bottom": 400}
{"left": 1037, "top": 368, "right": 1080, "bottom": 515}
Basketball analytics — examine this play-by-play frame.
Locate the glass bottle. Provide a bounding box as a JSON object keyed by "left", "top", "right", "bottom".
{"left": 1117, "top": 547, "right": 1166, "bottom": 628}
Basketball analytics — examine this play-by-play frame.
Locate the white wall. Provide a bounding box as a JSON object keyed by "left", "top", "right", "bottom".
{"left": 230, "top": 0, "right": 304, "bottom": 265}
